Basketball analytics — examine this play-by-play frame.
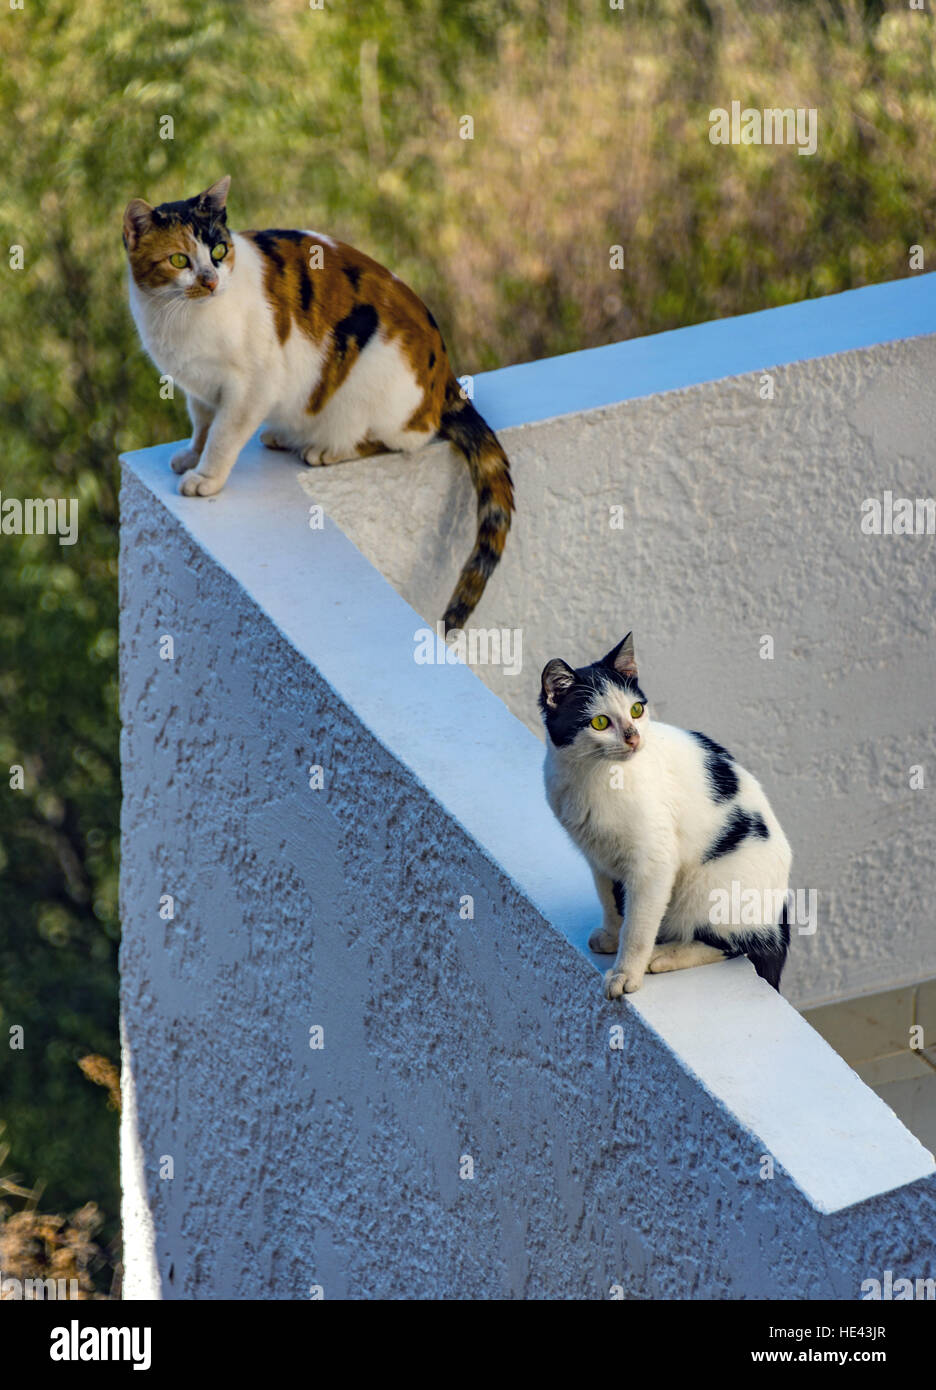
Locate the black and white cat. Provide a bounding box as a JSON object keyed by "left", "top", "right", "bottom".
{"left": 540, "top": 633, "right": 792, "bottom": 999}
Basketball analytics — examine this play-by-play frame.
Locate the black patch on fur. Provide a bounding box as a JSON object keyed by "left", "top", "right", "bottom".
{"left": 249, "top": 230, "right": 286, "bottom": 273}
{"left": 333, "top": 303, "right": 378, "bottom": 357}
{"left": 342, "top": 263, "right": 361, "bottom": 290}
{"left": 245, "top": 228, "right": 309, "bottom": 278}
{"left": 693, "top": 915, "right": 789, "bottom": 991}
{"left": 426, "top": 308, "right": 448, "bottom": 353}
{"left": 692, "top": 924, "right": 742, "bottom": 959}
{"left": 259, "top": 228, "right": 307, "bottom": 244}
{"left": 539, "top": 661, "right": 648, "bottom": 749}
{"left": 151, "top": 195, "right": 228, "bottom": 249}
{"left": 299, "top": 262, "right": 314, "bottom": 312}
{"left": 779, "top": 899, "right": 791, "bottom": 953}
{"left": 429, "top": 350, "right": 436, "bottom": 369}
{"left": 152, "top": 199, "right": 226, "bottom": 230}
{"left": 742, "top": 921, "right": 788, "bottom": 991}
{"left": 612, "top": 880, "right": 626, "bottom": 918}
{"left": 702, "top": 806, "right": 769, "bottom": 864}
{"left": 690, "top": 730, "right": 739, "bottom": 803}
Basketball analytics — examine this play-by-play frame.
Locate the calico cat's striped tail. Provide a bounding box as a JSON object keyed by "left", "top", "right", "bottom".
{"left": 437, "top": 375, "right": 514, "bottom": 633}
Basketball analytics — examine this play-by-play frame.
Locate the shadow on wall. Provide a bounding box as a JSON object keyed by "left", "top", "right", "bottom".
{"left": 805, "top": 981, "right": 936, "bottom": 1152}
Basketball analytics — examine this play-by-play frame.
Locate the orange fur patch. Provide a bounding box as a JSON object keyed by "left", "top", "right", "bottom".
{"left": 126, "top": 224, "right": 200, "bottom": 290}
{"left": 242, "top": 230, "right": 450, "bottom": 424}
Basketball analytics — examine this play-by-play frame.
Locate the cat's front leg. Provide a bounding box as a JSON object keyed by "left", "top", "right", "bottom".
{"left": 603, "top": 873, "right": 674, "bottom": 1000}
{"left": 178, "top": 381, "right": 267, "bottom": 498}
{"left": 170, "top": 395, "right": 215, "bottom": 475}
{"left": 588, "top": 868, "right": 623, "bottom": 954}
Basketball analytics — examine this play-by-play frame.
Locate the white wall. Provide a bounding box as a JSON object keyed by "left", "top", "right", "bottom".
{"left": 299, "top": 279, "right": 936, "bottom": 1008}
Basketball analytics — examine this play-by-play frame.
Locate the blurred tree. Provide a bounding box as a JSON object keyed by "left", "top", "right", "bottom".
{"left": 0, "top": 0, "right": 291, "bottom": 1248}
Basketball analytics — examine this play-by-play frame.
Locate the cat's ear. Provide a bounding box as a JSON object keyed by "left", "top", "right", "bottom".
{"left": 197, "top": 176, "right": 231, "bottom": 217}
{"left": 122, "top": 198, "right": 153, "bottom": 251}
{"left": 602, "top": 632, "right": 638, "bottom": 681}
{"left": 541, "top": 659, "right": 577, "bottom": 708}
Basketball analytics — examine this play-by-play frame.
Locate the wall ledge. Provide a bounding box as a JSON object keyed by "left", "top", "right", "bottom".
{"left": 476, "top": 273, "right": 936, "bottom": 431}
{"left": 120, "top": 443, "right": 935, "bottom": 1219}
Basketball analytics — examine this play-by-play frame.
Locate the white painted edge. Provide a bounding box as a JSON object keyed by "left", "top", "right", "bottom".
{"left": 472, "top": 273, "right": 936, "bottom": 433}
{"left": 119, "top": 1014, "right": 162, "bottom": 1300}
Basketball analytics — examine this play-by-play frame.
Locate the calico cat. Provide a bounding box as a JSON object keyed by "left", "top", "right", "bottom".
{"left": 540, "top": 633, "right": 792, "bottom": 999}
{"left": 122, "top": 176, "right": 514, "bottom": 631}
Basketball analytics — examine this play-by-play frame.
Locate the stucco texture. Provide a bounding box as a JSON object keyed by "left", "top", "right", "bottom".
{"left": 301, "top": 337, "right": 936, "bottom": 1008}
{"left": 120, "top": 467, "right": 935, "bottom": 1298}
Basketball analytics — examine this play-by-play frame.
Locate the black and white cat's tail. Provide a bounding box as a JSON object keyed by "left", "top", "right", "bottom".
{"left": 741, "top": 902, "right": 791, "bottom": 992}
{"left": 437, "top": 375, "right": 514, "bottom": 633}
{"left": 696, "top": 902, "right": 790, "bottom": 991}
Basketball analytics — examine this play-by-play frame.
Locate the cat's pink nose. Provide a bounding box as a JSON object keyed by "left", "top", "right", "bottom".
{"left": 624, "top": 727, "right": 640, "bottom": 748}
{"left": 199, "top": 273, "right": 218, "bottom": 291}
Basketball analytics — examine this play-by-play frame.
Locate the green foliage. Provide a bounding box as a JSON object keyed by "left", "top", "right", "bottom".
{"left": 0, "top": 0, "right": 286, "bottom": 1246}
{"left": 0, "top": 0, "right": 933, "bottom": 1247}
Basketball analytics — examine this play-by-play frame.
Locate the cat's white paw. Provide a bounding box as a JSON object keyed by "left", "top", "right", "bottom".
{"left": 170, "top": 446, "right": 201, "bottom": 475}
{"left": 260, "top": 430, "right": 291, "bottom": 451}
{"left": 589, "top": 925, "right": 620, "bottom": 954}
{"left": 603, "top": 965, "right": 645, "bottom": 999}
{"left": 178, "top": 470, "right": 224, "bottom": 498}
{"left": 301, "top": 444, "right": 348, "bottom": 467}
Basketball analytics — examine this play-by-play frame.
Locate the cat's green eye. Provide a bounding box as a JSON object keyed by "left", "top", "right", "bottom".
{"left": 211, "top": 242, "right": 228, "bottom": 262}
{"left": 590, "top": 715, "right": 610, "bottom": 731}
{"left": 169, "top": 253, "right": 189, "bottom": 269}
{"left": 630, "top": 702, "right": 644, "bottom": 719}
